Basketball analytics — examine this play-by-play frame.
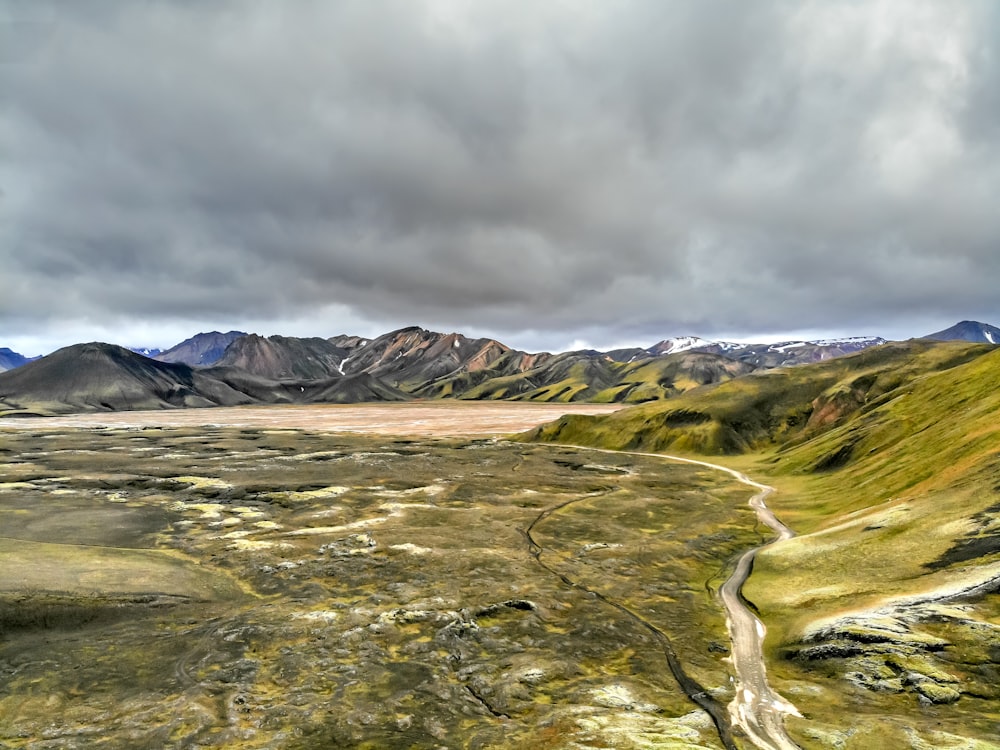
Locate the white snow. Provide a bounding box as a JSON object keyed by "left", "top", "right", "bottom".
{"left": 986, "top": 331, "right": 995, "bottom": 344}
{"left": 812, "top": 336, "right": 885, "bottom": 346}
{"left": 656, "top": 336, "right": 713, "bottom": 354}
{"left": 771, "top": 341, "right": 808, "bottom": 352}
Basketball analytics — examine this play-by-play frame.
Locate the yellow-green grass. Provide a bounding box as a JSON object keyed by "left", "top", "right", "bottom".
{"left": 527, "top": 340, "right": 991, "bottom": 453}
{"left": 527, "top": 341, "right": 1000, "bottom": 746}
{"left": 746, "top": 352, "right": 1000, "bottom": 744}
{"left": 0, "top": 426, "right": 752, "bottom": 749}
{"left": 0, "top": 537, "right": 244, "bottom": 601}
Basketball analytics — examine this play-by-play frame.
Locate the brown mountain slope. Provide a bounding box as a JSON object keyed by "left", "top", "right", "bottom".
{"left": 340, "top": 326, "right": 544, "bottom": 387}
{"left": 214, "top": 334, "right": 349, "bottom": 380}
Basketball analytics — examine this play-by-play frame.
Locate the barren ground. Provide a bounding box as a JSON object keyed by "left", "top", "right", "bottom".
{"left": 0, "top": 403, "right": 758, "bottom": 749}
{"left": 0, "top": 402, "right": 623, "bottom": 436}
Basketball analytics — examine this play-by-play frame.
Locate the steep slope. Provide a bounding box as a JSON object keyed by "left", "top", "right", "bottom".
{"left": 340, "top": 326, "right": 540, "bottom": 387}
{"left": 156, "top": 331, "right": 247, "bottom": 366}
{"left": 741, "top": 346, "right": 1000, "bottom": 744}
{"left": 0, "top": 343, "right": 412, "bottom": 417}
{"left": 302, "top": 373, "right": 410, "bottom": 403}
{"left": 328, "top": 334, "right": 372, "bottom": 350}
{"left": 590, "top": 352, "right": 755, "bottom": 403}
{"left": 526, "top": 340, "right": 991, "bottom": 453}
{"left": 0, "top": 343, "right": 255, "bottom": 415}
{"left": 450, "top": 350, "right": 753, "bottom": 403}
{"left": 925, "top": 319, "right": 1000, "bottom": 344}
{"left": 0, "top": 348, "right": 32, "bottom": 373}
{"left": 459, "top": 351, "right": 620, "bottom": 402}
{"left": 214, "top": 334, "right": 349, "bottom": 380}
{"left": 525, "top": 339, "right": 1000, "bottom": 745}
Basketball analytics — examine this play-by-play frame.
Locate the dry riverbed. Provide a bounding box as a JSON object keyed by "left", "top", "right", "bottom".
{"left": 0, "top": 402, "right": 624, "bottom": 436}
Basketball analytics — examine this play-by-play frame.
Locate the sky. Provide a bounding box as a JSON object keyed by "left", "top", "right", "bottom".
{"left": 2, "top": 1, "right": 999, "bottom": 357}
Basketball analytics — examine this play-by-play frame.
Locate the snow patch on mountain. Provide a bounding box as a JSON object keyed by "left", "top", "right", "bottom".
{"left": 128, "top": 347, "right": 163, "bottom": 358}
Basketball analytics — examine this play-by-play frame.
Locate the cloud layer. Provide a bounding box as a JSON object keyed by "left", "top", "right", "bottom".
{"left": 3, "top": 1, "right": 999, "bottom": 352}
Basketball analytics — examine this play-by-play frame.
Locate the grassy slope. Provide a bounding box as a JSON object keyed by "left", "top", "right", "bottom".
{"left": 526, "top": 340, "right": 1000, "bottom": 748}
{"left": 743, "top": 347, "right": 1000, "bottom": 747}
{"left": 525, "top": 341, "right": 991, "bottom": 453}
{"left": 453, "top": 352, "right": 751, "bottom": 404}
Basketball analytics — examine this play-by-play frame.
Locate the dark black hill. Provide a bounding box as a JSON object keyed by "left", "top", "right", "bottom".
{"left": 0, "top": 343, "right": 254, "bottom": 414}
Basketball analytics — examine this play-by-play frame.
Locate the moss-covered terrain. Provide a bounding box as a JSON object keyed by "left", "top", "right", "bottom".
{"left": 0, "top": 425, "right": 762, "bottom": 749}
{"left": 528, "top": 340, "right": 1000, "bottom": 747}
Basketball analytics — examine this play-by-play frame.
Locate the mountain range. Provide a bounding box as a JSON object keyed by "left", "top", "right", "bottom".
{"left": 0, "top": 348, "right": 35, "bottom": 373}
{"left": 0, "top": 321, "right": 997, "bottom": 416}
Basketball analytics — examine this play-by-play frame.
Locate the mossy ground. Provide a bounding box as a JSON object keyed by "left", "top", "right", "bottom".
{"left": 528, "top": 341, "right": 1000, "bottom": 747}
{"left": 0, "top": 424, "right": 760, "bottom": 749}
{"left": 739, "top": 350, "right": 1000, "bottom": 747}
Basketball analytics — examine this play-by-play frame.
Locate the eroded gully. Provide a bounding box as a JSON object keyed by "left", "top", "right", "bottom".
{"left": 531, "top": 445, "right": 802, "bottom": 750}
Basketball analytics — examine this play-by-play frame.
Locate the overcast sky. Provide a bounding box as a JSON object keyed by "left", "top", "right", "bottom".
{"left": 2, "top": 1, "right": 998, "bottom": 356}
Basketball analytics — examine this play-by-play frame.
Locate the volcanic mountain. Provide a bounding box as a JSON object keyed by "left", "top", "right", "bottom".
{"left": 214, "top": 334, "right": 349, "bottom": 380}
{"left": 925, "top": 320, "right": 1000, "bottom": 344}
{"left": 434, "top": 349, "right": 754, "bottom": 403}
{"left": 638, "top": 336, "right": 888, "bottom": 367}
{"left": 0, "top": 343, "right": 408, "bottom": 417}
{"left": 4, "top": 320, "right": 995, "bottom": 416}
{"left": 336, "top": 327, "right": 539, "bottom": 384}
{"left": 0, "top": 343, "right": 256, "bottom": 415}
{"left": 527, "top": 339, "right": 992, "bottom": 454}
{"left": 156, "top": 330, "right": 248, "bottom": 366}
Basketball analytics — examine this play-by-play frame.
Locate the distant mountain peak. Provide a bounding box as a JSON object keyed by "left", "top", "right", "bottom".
{"left": 646, "top": 336, "right": 715, "bottom": 356}
{"left": 0, "top": 347, "right": 34, "bottom": 373}
{"left": 213, "top": 334, "right": 349, "bottom": 380}
{"left": 156, "top": 330, "right": 248, "bottom": 366}
{"left": 128, "top": 346, "right": 163, "bottom": 358}
{"left": 925, "top": 320, "right": 1000, "bottom": 344}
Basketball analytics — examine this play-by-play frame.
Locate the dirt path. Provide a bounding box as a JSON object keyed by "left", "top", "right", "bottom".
{"left": 523, "top": 488, "right": 739, "bottom": 749}
{"left": 551, "top": 445, "right": 802, "bottom": 750}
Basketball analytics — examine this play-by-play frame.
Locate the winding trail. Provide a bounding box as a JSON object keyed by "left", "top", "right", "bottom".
{"left": 544, "top": 445, "right": 802, "bottom": 750}
{"left": 523, "top": 489, "right": 738, "bottom": 749}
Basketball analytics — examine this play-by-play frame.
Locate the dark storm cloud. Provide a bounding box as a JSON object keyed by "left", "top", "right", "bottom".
{"left": 3, "top": 0, "right": 999, "bottom": 351}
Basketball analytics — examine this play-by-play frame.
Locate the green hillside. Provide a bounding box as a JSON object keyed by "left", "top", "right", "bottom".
{"left": 447, "top": 351, "right": 751, "bottom": 404}
{"left": 526, "top": 340, "right": 1000, "bottom": 748}
{"left": 744, "top": 346, "right": 1000, "bottom": 747}
{"left": 525, "top": 340, "right": 991, "bottom": 453}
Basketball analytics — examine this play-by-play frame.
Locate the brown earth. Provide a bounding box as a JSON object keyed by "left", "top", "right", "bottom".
{"left": 0, "top": 402, "right": 623, "bottom": 436}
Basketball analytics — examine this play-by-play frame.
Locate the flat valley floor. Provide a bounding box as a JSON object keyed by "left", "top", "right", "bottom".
{"left": 6, "top": 403, "right": 997, "bottom": 749}
{"left": 0, "top": 402, "right": 623, "bottom": 436}
{"left": 0, "top": 403, "right": 760, "bottom": 749}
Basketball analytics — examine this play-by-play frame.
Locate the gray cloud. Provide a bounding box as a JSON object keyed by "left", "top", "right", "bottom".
{"left": 3, "top": 0, "right": 999, "bottom": 354}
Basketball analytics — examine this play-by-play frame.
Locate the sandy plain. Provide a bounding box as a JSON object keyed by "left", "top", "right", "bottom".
{"left": 0, "top": 402, "right": 624, "bottom": 435}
